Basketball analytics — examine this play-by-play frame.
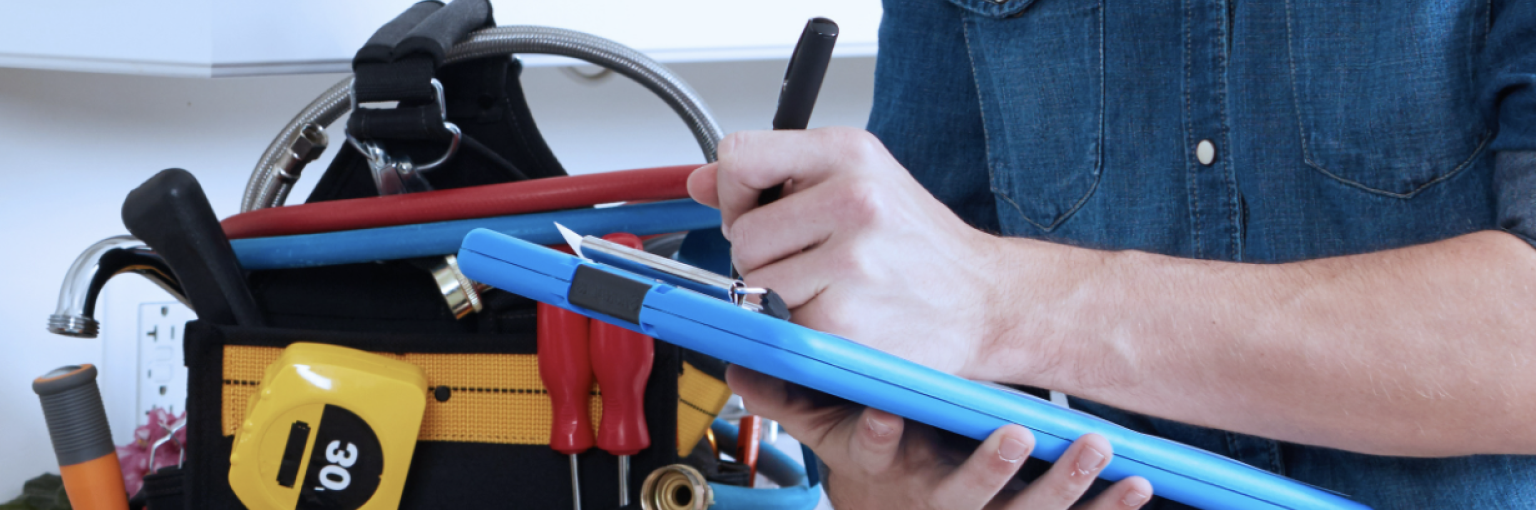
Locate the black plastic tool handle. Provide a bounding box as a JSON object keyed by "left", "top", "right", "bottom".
{"left": 123, "top": 169, "right": 263, "bottom": 327}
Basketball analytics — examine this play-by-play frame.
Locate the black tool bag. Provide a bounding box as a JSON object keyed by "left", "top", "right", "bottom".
{"left": 146, "top": 2, "right": 735, "bottom": 508}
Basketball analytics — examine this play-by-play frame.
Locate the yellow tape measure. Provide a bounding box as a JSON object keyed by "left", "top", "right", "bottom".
{"left": 230, "top": 343, "right": 427, "bottom": 510}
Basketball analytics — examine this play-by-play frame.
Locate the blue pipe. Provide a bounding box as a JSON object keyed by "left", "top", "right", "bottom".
{"left": 708, "top": 419, "right": 822, "bottom": 510}
{"left": 230, "top": 199, "right": 720, "bottom": 270}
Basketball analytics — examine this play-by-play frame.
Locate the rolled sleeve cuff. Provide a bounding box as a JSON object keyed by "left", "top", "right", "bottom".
{"left": 1496, "top": 151, "right": 1536, "bottom": 248}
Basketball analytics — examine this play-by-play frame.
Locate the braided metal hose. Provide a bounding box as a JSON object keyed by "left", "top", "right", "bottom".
{"left": 240, "top": 80, "right": 351, "bottom": 212}
{"left": 241, "top": 25, "right": 723, "bottom": 212}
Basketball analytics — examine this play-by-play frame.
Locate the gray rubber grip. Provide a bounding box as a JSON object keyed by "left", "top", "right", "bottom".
{"left": 33, "top": 365, "right": 116, "bottom": 466}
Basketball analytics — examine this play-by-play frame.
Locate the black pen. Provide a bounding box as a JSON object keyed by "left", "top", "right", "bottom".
{"left": 758, "top": 17, "right": 839, "bottom": 206}
{"left": 729, "top": 18, "right": 839, "bottom": 313}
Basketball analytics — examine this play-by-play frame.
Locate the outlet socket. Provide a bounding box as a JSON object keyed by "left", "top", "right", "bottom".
{"left": 137, "top": 302, "right": 195, "bottom": 425}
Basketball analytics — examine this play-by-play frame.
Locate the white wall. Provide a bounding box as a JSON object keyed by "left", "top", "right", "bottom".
{"left": 0, "top": 56, "right": 874, "bottom": 499}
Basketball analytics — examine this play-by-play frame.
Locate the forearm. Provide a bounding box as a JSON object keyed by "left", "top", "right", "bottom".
{"left": 976, "top": 230, "right": 1536, "bottom": 457}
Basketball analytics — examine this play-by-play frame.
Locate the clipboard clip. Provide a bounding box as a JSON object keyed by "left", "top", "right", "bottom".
{"left": 556, "top": 224, "right": 787, "bottom": 317}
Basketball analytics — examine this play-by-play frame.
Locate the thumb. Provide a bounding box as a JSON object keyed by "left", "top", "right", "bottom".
{"left": 687, "top": 162, "right": 721, "bottom": 208}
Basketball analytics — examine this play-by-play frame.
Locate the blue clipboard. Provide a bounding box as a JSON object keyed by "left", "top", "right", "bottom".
{"left": 456, "top": 228, "right": 1371, "bottom": 510}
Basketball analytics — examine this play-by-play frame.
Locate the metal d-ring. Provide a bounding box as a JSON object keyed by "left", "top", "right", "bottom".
{"left": 345, "top": 78, "right": 463, "bottom": 174}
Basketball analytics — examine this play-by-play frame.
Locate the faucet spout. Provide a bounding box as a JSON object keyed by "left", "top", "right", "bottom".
{"left": 49, "top": 236, "right": 188, "bottom": 338}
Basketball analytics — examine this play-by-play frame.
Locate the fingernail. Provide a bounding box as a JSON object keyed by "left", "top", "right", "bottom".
{"left": 1122, "top": 490, "right": 1150, "bottom": 507}
{"left": 865, "top": 415, "right": 894, "bottom": 437}
{"left": 1076, "top": 446, "right": 1106, "bottom": 474}
{"left": 998, "top": 437, "right": 1028, "bottom": 463}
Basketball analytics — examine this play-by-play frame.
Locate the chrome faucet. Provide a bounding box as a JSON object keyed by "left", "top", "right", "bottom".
{"left": 48, "top": 236, "right": 187, "bottom": 338}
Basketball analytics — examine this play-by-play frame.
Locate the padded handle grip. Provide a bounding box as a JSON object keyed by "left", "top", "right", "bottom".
{"left": 397, "top": 0, "right": 494, "bottom": 64}
{"left": 123, "top": 169, "right": 263, "bottom": 327}
{"left": 33, "top": 365, "right": 114, "bottom": 466}
{"left": 353, "top": 0, "right": 444, "bottom": 65}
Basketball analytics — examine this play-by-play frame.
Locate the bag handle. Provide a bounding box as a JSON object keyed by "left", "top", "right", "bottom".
{"left": 243, "top": 25, "right": 724, "bottom": 213}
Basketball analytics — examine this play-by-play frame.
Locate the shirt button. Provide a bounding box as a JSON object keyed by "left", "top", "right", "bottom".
{"left": 1196, "top": 139, "right": 1216, "bottom": 166}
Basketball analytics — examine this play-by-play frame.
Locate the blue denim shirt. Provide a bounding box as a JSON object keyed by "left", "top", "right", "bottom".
{"left": 868, "top": 0, "right": 1536, "bottom": 507}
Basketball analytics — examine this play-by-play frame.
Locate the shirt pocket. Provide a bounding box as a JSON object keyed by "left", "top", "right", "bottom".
{"left": 950, "top": 0, "right": 1104, "bottom": 232}
{"left": 1285, "top": 0, "right": 1492, "bottom": 198}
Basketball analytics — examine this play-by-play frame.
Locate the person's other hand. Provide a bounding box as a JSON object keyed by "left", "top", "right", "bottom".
{"left": 689, "top": 127, "right": 1055, "bottom": 378}
{"left": 729, "top": 366, "right": 1153, "bottom": 509}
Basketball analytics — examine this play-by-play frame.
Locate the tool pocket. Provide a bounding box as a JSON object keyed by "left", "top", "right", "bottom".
{"left": 950, "top": 0, "right": 1104, "bottom": 233}
{"left": 1284, "top": 0, "right": 1492, "bottom": 198}
{"left": 180, "top": 321, "right": 724, "bottom": 509}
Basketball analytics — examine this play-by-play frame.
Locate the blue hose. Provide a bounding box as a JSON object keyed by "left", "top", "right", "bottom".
{"left": 708, "top": 419, "right": 822, "bottom": 510}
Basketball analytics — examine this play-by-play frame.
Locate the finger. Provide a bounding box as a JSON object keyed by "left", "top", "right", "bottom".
{"left": 1002, "top": 434, "right": 1112, "bottom": 510}
{"left": 932, "top": 424, "right": 1034, "bottom": 509}
{"left": 738, "top": 242, "right": 835, "bottom": 309}
{"left": 725, "top": 365, "right": 845, "bottom": 451}
{"left": 1076, "top": 477, "right": 1154, "bottom": 510}
{"left": 686, "top": 162, "right": 721, "bottom": 209}
{"left": 846, "top": 408, "right": 904, "bottom": 476}
{"left": 715, "top": 127, "right": 874, "bottom": 233}
{"left": 725, "top": 365, "right": 791, "bottom": 419}
{"left": 726, "top": 185, "right": 840, "bottom": 274}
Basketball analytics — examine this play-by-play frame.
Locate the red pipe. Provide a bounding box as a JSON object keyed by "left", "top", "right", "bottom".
{"left": 222, "top": 165, "right": 699, "bottom": 239}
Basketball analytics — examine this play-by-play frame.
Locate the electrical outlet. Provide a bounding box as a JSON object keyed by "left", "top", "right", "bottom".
{"left": 137, "top": 302, "right": 195, "bottom": 425}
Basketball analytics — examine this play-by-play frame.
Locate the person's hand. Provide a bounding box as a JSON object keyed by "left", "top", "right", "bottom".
{"left": 689, "top": 127, "right": 1058, "bottom": 379}
{"left": 729, "top": 366, "right": 1153, "bottom": 509}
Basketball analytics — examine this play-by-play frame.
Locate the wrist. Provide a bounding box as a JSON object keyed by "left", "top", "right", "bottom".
{"left": 965, "top": 237, "right": 1129, "bottom": 393}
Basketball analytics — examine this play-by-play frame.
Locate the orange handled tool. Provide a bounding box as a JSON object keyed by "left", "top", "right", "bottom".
{"left": 590, "top": 232, "right": 654, "bottom": 507}
{"left": 33, "top": 364, "right": 129, "bottom": 510}
{"left": 539, "top": 303, "right": 595, "bottom": 510}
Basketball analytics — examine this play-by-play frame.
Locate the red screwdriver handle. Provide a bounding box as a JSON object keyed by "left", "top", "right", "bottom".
{"left": 539, "top": 303, "right": 595, "bottom": 455}
{"left": 591, "top": 233, "right": 654, "bottom": 456}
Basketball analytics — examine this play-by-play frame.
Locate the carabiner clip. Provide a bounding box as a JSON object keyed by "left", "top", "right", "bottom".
{"left": 344, "top": 78, "right": 463, "bottom": 196}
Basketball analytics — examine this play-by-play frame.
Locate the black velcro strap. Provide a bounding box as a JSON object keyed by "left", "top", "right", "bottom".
{"left": 352, "top": 58, "right": 437, "bottom": 104}
{"left": 395, "top": 0, "right": 495, "bottom": 65}
{"left": 353, "top": 0, "right": 444, "bottom": 66}
{"left": 347, "top": 104, "right": 454, "bottom": 141}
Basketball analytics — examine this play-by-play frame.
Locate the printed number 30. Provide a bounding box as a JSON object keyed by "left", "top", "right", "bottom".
{"left": 319, "top": 440, "right": 358, "bottom": 491}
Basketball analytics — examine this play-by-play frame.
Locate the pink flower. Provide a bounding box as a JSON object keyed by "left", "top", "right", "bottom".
{"left": 116, "top": 408, "right": 187, "bottom": 497}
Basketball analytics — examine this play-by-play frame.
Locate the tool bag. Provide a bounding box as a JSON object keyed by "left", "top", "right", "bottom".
{"left": 137, "top": 2, "right": 743, "bottom": 508}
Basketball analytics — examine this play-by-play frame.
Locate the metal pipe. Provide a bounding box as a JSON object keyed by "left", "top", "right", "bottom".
{"left": 242, "top": 25, "right": 722, "bottom": 212}
{"left": 49, "top": 236, "right": 188, "bottom": 338}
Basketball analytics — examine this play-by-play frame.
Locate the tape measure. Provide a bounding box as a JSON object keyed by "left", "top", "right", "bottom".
{"left": 230, "top": 343, "right": 427, "bottom": 510}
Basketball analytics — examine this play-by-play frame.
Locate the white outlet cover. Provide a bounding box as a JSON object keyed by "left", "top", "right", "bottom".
{"left": 137, "top": 302, "right": 195, "bottom": 426}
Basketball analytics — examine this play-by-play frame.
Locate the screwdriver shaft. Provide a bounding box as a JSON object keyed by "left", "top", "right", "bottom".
{"left": 570, "top": 453, "right": 582, "bottom": 510}
{"left": 618, "top": 455, "right": 630, "bottom": 507}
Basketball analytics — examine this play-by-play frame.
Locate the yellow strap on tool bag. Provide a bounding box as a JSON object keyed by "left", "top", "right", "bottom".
{"left": 221, "top": 345, "right": 732, "bottom": 457}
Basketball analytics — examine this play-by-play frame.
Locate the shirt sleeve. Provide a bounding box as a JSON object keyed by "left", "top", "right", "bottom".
{"left": 1485, "top": 1, "right": 1536, "bottom": 246}
{"left": 1496, "top": 151, "right": 1536, "bottom": 247}
{"left": 1485, "top": 0, "right": 1536, "bottom": 153}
